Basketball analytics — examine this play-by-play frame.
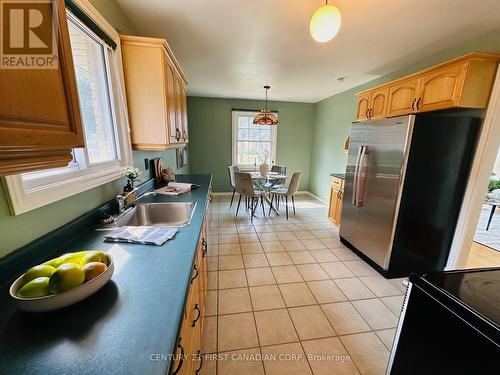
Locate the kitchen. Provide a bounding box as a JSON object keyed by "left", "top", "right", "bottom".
{"left": 0, "top": 0, "right": 499, "bottom": 374}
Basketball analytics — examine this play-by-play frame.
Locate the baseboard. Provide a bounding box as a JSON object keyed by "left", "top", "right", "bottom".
{"left": 211, "top": 190, "right": 326, "bottom": 202}
{"left": 301, "top": 191, "right": 328, "bottom": 204}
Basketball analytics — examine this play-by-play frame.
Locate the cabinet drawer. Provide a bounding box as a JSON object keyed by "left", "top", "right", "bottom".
{"left": 331, "top": 177, "right": 344, "bottom": 191}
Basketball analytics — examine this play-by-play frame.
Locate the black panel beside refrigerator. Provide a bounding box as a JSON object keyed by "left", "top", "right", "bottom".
{"left": 340, "top": 109, "right": 482, "bottom": 278}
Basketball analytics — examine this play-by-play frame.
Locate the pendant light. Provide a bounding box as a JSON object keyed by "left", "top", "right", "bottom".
{"left": 253, "top": 85, "right": 279, "bottom": 125}
{"left": 310, "top": 0, "right": 341, "bottom": 43}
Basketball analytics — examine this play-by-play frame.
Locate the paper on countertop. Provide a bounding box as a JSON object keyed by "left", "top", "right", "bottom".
{"left": 104, "top": 226, "right": 178, "bottom": 246}
{"left": 155, "top": 182, "right": 194, "bottom": 196}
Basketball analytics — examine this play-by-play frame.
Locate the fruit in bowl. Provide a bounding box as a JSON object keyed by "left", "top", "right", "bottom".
{"left": 10, "top": 250, "right": 114, "bottom": 312}
{"left": 18, "top": 277, "right": 51, "bottom": 298}
{"left": 48, "top": 263, "right": 85, "bottom": 293}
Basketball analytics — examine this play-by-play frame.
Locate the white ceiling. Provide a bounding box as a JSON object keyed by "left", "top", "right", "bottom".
{"left": 116, "top": 0, "right": 500, "bottom": 103}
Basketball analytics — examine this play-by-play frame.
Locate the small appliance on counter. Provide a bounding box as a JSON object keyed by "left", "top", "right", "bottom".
{"left": 388, "top": 267, "right": 500, "bottom": 374}
{"left": 340, "top": 110, "right": 482, "bottom": 277}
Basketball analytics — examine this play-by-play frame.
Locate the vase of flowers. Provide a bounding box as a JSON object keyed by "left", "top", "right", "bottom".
{"left": 121, "top": 166, "right": 141, "bottom": 205}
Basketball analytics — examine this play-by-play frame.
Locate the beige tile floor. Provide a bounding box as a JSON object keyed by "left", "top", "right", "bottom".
{"left": 200, "top": 194, "right": 407, "bottom": 375}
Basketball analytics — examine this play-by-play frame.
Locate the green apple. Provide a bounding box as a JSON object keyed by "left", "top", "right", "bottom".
{"left": 79, "top": 251, "right": 107, "bottom": 266}
{"left": 43, "top": 251, "right": 90, "bottom": 268}
{"left": 18, "top": 277, "right": 51, "bottom": 298}
{"left": 49, "top": 263, "right": 85, "bottom": 293}
{"left": 22, "top": 264, "right": 55, "bottom": 285}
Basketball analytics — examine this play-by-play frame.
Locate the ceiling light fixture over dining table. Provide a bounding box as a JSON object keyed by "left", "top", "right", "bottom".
{"left": 253, "top": 85, "right": 279, "bottom": 125}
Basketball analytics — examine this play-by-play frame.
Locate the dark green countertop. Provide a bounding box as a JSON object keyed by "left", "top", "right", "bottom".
{"left": 330, "top": 172, "right": 346, "bottom": 180}
{"left": 0, "top": 174, "right": 212, "bottom": 375}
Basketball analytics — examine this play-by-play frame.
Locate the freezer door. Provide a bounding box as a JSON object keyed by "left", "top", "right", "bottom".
{"left": 340, "top": 122, "right": 368, "bottom": 247}
{"left": 353, "top": 116, "right": 413, "bottom": 269}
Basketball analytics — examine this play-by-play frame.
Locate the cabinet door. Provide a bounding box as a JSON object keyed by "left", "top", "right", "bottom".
{"left": 165, "top": 58, "right": 181, "bottom": 144}
{"left": 0, "top": 0, "right": 83, "bottom": 175}
{"left": 336, "top": 189, "right": 343, "bottom": 225}
{"left": 180, "top": 82, "right": 188, "bottom": 143}
{"left": 370, "top": 87, "right": 389, "bottom": 119}
{"left": 416, "top": 62, "right": 468, "bottom": 112}
{"left": 329, "top": 188, "right": 340, "bottom": 223}
{"left": 356, "top": 93, "right": 371, "bottom": 121}
{"left": 386, "top": 78, "right": 420, "bottom": 117}
{"left": 174, "top": 76, "right": 184, "bottom": 142}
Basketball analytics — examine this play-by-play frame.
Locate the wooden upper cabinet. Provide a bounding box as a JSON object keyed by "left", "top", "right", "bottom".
{"left": 120, "top": 35, "right": 188, "bottom": 150}
{"left": 180, "top": 81, "right": 189, "bottom": 143}
{"left": 165, "top": 56, "right": 182, "bottom": 144}
{"left": 417, "top": 59, "right": 498, "bottom": 112}
{"left": 416, "top": 62, "right": 467, "bottom": 112}
{"left": 355, "top": 53, "right": 500, "bottom": 120}
{"left": 355, "top": 88, "right": 388, "bottom": 121}
{"left": 356, "top": 93, "right": 371, "bottom": 121}
{"left": 386, "top": 77, "right": 420, "bottom": 117}
{"left": 0, "top": 0, "right": 83, "bottom": 175}
{"left": 370, "top": 87, "right": 389, "bottom": 119}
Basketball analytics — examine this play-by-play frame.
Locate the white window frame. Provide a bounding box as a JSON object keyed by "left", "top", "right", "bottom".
{"left": 231, "top": 110, "right": 278, "bottom": 170}
{"left": 3, "top": 0, "right": 132, "bottom": 215}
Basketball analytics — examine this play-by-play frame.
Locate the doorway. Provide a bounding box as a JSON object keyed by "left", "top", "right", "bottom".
{"left": 466, "top": 148, "right": 500, "bottom": 268}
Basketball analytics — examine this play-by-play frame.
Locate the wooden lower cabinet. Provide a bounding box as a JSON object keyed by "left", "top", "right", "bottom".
{"left": 328, "top": 177, "right": 344, "bottom": 225}
{"left": 170, "top": 219, "right": 208, "bottom": 375}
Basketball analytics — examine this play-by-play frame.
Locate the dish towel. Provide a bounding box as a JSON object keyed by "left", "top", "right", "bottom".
{"left": 104, "top": 226, "right": 178, "bottom": 246}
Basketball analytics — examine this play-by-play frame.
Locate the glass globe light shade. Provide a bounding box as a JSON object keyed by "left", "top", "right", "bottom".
{"left": 310, "top": 4, "right": 341, "bottom": 43}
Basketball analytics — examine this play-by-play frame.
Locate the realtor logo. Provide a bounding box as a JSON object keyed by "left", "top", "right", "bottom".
{"left": 1, "top": 0, "right": 58, "bottom": 69}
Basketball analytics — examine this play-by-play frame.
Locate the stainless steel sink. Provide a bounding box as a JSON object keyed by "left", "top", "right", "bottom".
{"left": 113, "top": 202, "right": 196, "bottom": 228}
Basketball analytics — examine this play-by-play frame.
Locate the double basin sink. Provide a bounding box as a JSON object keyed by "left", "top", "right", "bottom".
{"left": 106, "top": 202, "right": 196, "bottom": 228}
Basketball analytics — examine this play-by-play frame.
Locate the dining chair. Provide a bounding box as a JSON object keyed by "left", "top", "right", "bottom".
{"left": 269, "top": 172, "right": 302, "bottom": 220}
{"left": 227, "top": 165, "right": 239, "bottom": 208}
{"left": 234, "top": 172, "right": 266, "bottom": 222}
{"left": 265, "top": 165, "right": 286, "bottom": 189}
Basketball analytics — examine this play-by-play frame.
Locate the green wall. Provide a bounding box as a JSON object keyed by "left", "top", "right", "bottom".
{"left": 0, "top": 0, "right": 188, "bottom": 259}
{"left": 187, "top": 97, "right": 315, "bottom": 192}
{"left": 309, "top": 28, "right": 500, "bottom": 201}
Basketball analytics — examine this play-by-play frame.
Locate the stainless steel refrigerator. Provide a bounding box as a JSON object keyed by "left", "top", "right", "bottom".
{"left": 340, "top": 111, "right": 480, "bottom": 277}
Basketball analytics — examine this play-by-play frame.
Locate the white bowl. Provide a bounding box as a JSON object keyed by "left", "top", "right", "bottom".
{"left": 9, "top": 254, "right": 114, "bottom": 313}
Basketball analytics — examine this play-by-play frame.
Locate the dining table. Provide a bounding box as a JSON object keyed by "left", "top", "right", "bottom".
{"left": 250, "top": 171, "right": 287, "bottom": 215}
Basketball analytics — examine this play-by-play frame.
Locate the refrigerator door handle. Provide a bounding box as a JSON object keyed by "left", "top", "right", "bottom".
{"left": 352, "top": 145, "right": 364, "bottom": 205}
{"left": 355, "top": 145, "right": 368, "bottom": 207}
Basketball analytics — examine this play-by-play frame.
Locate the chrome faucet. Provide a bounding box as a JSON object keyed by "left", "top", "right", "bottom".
{"left": 116, "top": 188, "right": 157, "bottom": 214}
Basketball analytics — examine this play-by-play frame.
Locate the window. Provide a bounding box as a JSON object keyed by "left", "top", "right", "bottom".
{"left": 68, "top": 16, "right": 118, "bottom": 164}
{"left": 232, "top": 111, "right": 277, "bottom": 169}
{"left": 4, "top": 3, "right": 132, "bottom": 215}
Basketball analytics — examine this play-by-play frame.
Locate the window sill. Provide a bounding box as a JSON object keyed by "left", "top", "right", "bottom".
{"left": 3, "top": 164, "right": 124, "bottom": 215}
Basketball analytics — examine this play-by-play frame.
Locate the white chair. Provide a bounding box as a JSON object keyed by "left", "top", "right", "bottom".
{"left": 269, "top": 172, "right": 302, "bottom": 220}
